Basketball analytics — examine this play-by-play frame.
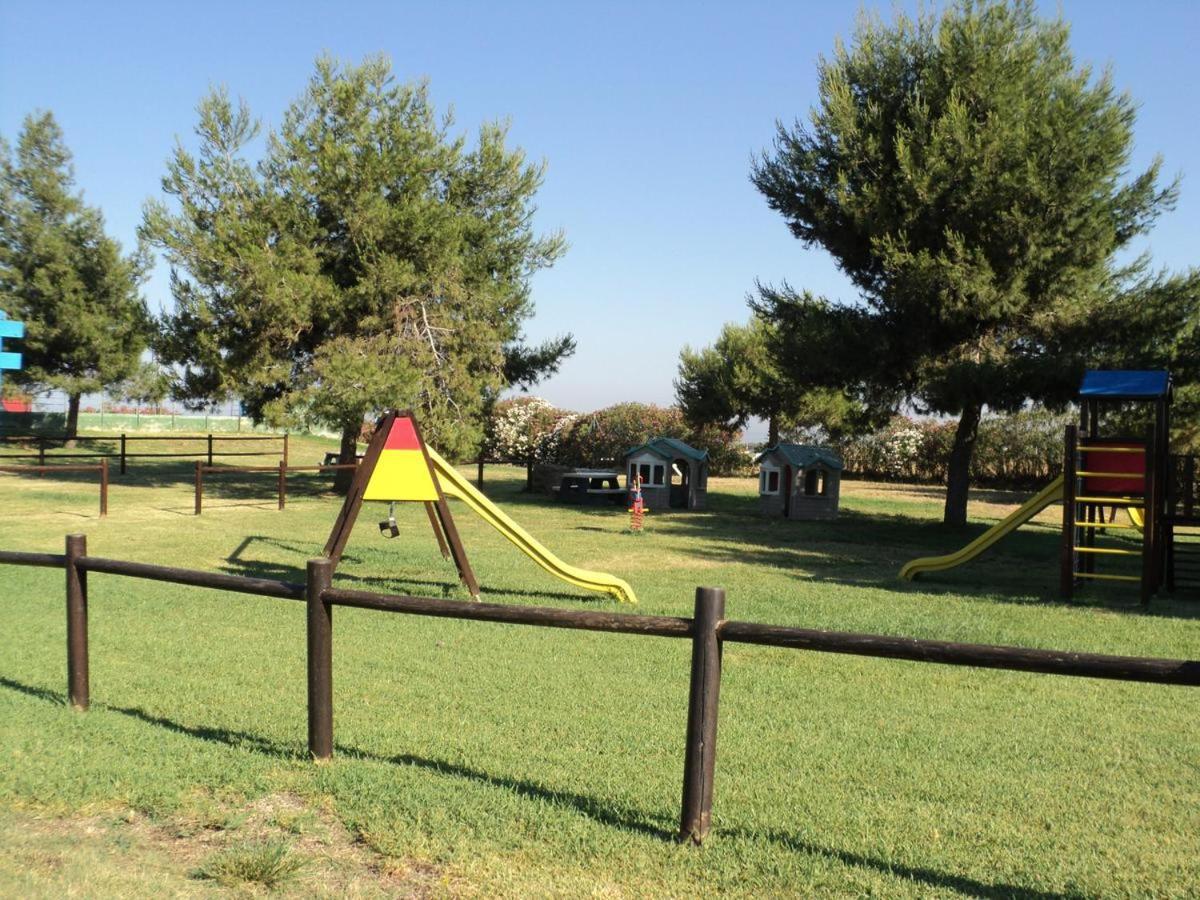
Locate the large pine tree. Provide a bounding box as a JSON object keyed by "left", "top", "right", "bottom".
{"left": 142, "top": 56, "right": 566, "bottom": 484}
{"left": 0, "top": 112, "right": 150, "bottom": 440}
{"left": 752, "top": 0, "right": 1177, "bottom": 525}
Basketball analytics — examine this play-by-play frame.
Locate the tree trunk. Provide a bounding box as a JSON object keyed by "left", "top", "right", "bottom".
{"left": 65, "top": 393, "right": 81, "bottom": 448}
{"left": 943, "top": 402, "right": 983, "bottom": 527}
{"left": 767, "top": 415, "right": 780, "bottom": 447}
{"left": 526, "top": 455, "right": 534, "bottom": 493}
{"left": 477, "top": 450, "right": 485, "bottom": 490}
{"left": 333, "top": 424, "right": 358, "bottom": 494}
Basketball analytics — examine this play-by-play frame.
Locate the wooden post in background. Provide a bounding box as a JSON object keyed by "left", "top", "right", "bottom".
{"left": 283, "top": 433, "right": 290, "bottom": 468}
{"left": 206, "top": 434, "right": 214, "bottom": 467}
{"left": 306, "top": 558, "right": 333, "bottom": 760}
{"left": 278, "top": 461, "right": 287, "bottom": 511}
{"left": 679, "top": 586, "right": 725, "bottom": 844}
{"left": 119, "top": 433, "right": 127, "bottom": 475}
{"left": 194, "top": 461, "right": 203, "bottom": 515}
{"left": 65, "top": 533, "right": 89, "bottom": 710}
{"left": 99, "top": 458, "right": 108, "bottom": 518}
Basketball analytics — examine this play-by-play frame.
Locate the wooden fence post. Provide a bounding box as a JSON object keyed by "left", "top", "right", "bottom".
{"left": 65, "top": 534, "right": 89, "bottom": 710}
{"left": 283, "top": 433, "right": 290, "bottom": 468}
{"left": 306, "top": 558, "right": 334, "bottom": 760}
{"left": 206, "top": 434, "right": 214, "bottom": 467}
{"left": 99, "top": 458, "right": 108, "bottom": 518}
{"left": 278, "top": 461, "right": 287, "bottom": 511}
{"left": 679, "top": 585, "right": 725, "bottom": 844}
{"left": 119, "top": 433, "right": 127, "bottom": 475}
{"left": 194, "top": 461, "right": 203, "bottom": 515}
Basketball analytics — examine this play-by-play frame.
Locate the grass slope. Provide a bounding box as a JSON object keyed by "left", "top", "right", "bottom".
{"left": 1, "top": 434, "right": 1198, "bottom": 897}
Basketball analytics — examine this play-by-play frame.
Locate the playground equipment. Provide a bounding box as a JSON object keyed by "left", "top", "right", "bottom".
{"left": 899, "top": 475, "right": 1064, "bottom": 580}
{"left": 324, "top": 410, "right": 637, "bottom": 604}
{"left": 0, "top": 311, "right": 24, "bottom": 394}
{"left": 901, "top": 370, "right": 1200, "bottom": 604}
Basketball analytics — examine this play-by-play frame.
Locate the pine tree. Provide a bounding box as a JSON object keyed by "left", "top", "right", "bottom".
{"left": 142, "top": 56, "right": 566, "bottom": 486}
{"left": 0, "top": 112, "right": 150, "bottom": 441}
{"left": 752, "top": 0, "right": 1177, "bottom": 525}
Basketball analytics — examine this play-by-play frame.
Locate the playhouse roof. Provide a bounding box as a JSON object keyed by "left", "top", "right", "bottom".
{"left": 1079, "top": 370, "right": 1171, "bottom": 400}
{"left": 625, "top": 437, "right": 708, "bottom": 463}
{"left": 756, "top": 443, "right": 844, "bottom": 471}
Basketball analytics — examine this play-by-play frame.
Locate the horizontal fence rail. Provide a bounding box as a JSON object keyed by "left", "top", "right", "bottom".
{"left": 1, "top": 537, "right": 1197, "bottom": 845}
{"left": 718, "top": 621, "right": 1200, "bottom": 686}
{"left": 76, "top": 555, "right": 305, "bottom": 601}
{"left": 324, "top": 585, "right": 693, "bottom": 638}
{"left": 0, "top": 432, "right": 289, "bottom": 472}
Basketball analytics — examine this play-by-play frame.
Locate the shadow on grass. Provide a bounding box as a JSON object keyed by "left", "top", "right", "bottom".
{"left": 661, "top": 493, "right": 1200, "bottom": 618}
{"left": 726, "top": 826, "right": 1080, "bottom": 900}
{"left": 0, "top": 674, "right": 1074, "bottom": 897}
{"left": 220, "top": 534, "right": 610, "bottom": 605}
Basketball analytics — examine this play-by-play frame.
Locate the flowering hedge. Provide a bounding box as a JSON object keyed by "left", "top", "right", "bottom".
{"left": 831, "top": 408, "right": 1072, "bottom": 487}
{"left": 484, "top": 400, "right": 752, "bottom": 476}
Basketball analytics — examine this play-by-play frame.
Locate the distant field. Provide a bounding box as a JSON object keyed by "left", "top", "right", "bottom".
{"left": 1, "top": 432, "right": 1197, "bottom": 897}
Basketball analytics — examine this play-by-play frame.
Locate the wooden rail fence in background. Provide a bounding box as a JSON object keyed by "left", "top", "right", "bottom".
{"left": 0, "top": 460, "right": 108, "bottom": 516}
{"left": 0, "top": 432, "right": 289, "bottom": 473}
{"left": 1, "top": 537, "right": 1197, "bottom": 844}
{"left": 193, "top": 462, "right": 358, "bottom": 514}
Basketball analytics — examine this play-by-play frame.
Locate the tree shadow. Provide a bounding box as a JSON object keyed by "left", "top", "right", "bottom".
{"left": 219, "top": 534, "right": 608, "bottom": 605}
{"left": 660, "top": 495, "right": 1200, "bottom": 619}
{"left": 0, "top": 674, "right": 1079, "bottom": 895}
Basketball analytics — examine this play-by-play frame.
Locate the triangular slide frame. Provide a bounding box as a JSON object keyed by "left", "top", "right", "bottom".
{"left": 323, "top": 410, "right": 480, "bottom": 598}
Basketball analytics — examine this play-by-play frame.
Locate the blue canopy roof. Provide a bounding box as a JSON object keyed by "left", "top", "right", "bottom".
{"left": 1079, "top": 370, "right": 1170, "bottom": 400}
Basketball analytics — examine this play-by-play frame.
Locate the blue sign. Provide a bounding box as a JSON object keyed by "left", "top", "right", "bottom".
{"left": 0, "top": 311, "right": 24, "bottom": 387}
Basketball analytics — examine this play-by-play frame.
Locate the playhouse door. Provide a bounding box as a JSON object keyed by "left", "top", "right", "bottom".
{"left": 782, "top": 466, "right": 792, "bottom": 517}
{"left": 669, "top": 459, "right": 689, "bottom": 508}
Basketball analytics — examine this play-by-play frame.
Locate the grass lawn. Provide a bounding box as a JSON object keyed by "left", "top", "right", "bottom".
{"left": 1, "top": 431, "right": 1198, "bottom": 897}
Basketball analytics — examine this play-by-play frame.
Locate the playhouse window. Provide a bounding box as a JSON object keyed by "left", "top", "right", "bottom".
{"left": 652, "top": 464, "right": 665, "bottom": 485}
{"left": 760, "top": 467, "right": 780, "bottom": 494}
{"left": 639, "top": 463, "right": 652, "bottom": 484}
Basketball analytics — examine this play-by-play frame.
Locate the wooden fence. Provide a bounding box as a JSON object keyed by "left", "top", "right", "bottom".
{"left": 1, "top": 536, "right": 1197, "bottom": 844}
{"left": 193, "top": 462, "right": 358, "bottom": 514}
{"left": 0, "top": 460, "right": 108, "bottom": 516}
{"left": 0, "top": 432, "right": 288, "bottom": 473}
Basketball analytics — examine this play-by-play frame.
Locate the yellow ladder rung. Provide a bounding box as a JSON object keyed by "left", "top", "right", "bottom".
{"left": 1075, "top": 470, "right": 1144, "bottom": 479}
{"left": 1074, "top": 546, "right": 1141, "bottom": 556}
{"left": 1075, "top": 572, "right": 1140, "bottom": 582}
{"left": 1075, "top": 496, "right": 1143, "bottom": 505}
{"left": 1073, "top": 521, "right": 1138, "bottom": 530}
{"left": 1080, "top": 446, "right": 1144, "bottom": 453}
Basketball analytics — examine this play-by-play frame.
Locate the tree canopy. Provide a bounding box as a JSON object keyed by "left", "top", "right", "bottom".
{"left": 752, "top": 0, "right": 1178, "bottom": 524}
{"left": 674, "top": 315, "right": 865, "bottom": 445}
{"left": 0, "top": 112, "right": 151, "bottom": 439}
{"left": 142, "top": 56, "right": 566, "bottom": 476}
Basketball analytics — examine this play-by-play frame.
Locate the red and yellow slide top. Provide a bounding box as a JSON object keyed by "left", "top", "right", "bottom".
{"left": 362, "top": 415, "right": 440, "bottom": 502}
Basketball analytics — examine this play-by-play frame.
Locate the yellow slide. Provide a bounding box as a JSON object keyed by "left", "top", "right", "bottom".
{"left": 426, "top": 447, "right": 638, "bottom": 604}
{"left": 899, "top": 475, "right": 1064, "bottom": 581}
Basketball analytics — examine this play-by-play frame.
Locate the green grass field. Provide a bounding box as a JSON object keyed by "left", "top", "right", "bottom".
{"left": 1, "top": 432, "right": 1198, "bottom": 897}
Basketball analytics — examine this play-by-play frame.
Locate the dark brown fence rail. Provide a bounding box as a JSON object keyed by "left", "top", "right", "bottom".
{"left": 2, "top": 537, "right": 1197, "bottom": 845}
{"left": 0, "top": 460, "right": 108, "bottom": 516}
{"left": 194, "top": 461, "right": 357, "bottom": 513}
{"left": 0, "top": 432, "right": 289, "bottom": 472}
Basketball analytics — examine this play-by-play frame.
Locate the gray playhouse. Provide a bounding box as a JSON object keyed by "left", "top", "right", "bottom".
{"left": 756, "top": 444, "right": 842, "bottom": 520}
{"left": 624, "top": 438, "right": 708, "bottom": 511}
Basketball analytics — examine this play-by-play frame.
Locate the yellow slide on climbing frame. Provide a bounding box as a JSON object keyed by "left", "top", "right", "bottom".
{"left": 425, "top": 446, "right": 638, "bottom": 604}
{"left": 899, "top": 475, "right": 1065, "bottom": 581}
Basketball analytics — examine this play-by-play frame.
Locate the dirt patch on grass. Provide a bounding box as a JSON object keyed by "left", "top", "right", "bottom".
{"left": 0, "top": 792, "right": 458, "bottom": 898}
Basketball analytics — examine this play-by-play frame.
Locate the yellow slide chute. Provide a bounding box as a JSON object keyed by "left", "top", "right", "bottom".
{"left": 425, "top": 446, "right": 638, "bottom": 605}
{"left": 899, "top": 475, "right": 1065, "bottom": 581}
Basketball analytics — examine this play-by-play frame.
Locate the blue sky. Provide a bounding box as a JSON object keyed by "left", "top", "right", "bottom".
{"left": 2, "top": 1, "right": 1198, "bottom": 428}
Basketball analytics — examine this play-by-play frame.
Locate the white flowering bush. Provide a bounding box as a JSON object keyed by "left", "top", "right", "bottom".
{"left": 485, "top": 397, "right": 575, "bottom": 463}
